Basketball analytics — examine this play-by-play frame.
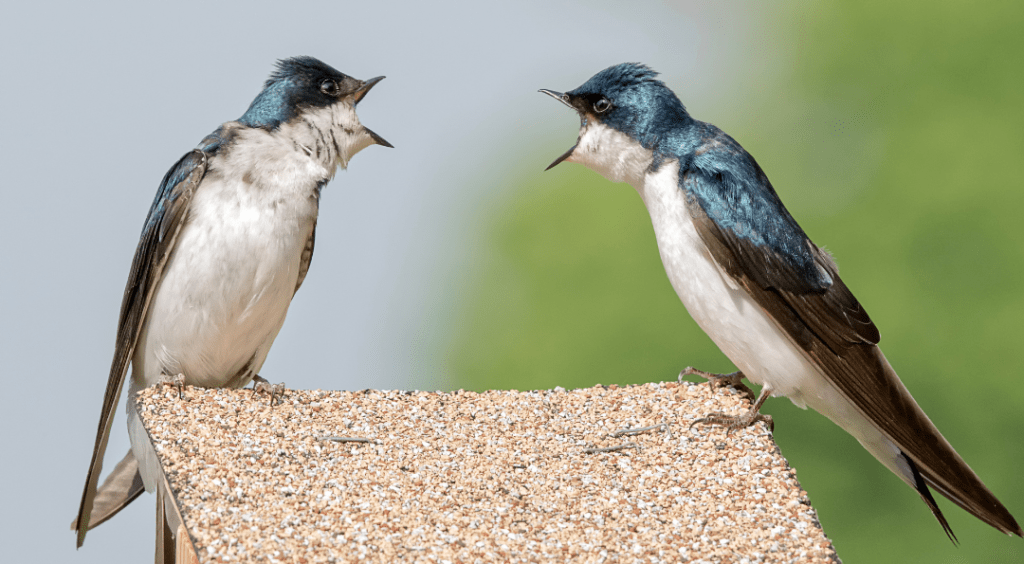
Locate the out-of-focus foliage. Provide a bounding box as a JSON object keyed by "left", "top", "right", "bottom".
{"left": 446, "top": 1, "right": 1023, "bottom": 561}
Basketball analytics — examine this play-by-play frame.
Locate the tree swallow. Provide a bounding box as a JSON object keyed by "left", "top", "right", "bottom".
{"left": 73, "top": 56, "right": 391, "bottom": 547}
{"left": 540, "top": 63, "right": 1020, "bottom": 540}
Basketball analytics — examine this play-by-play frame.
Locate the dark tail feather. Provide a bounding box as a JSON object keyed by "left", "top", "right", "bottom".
{"left": 923, "top": 473, "right": 1023, "bottom": 538}
{"left": 903, "top": 452, "right": 958, "bottom": 544}
{"left": 70, "top": 451, "right": 145, "bottom": 534}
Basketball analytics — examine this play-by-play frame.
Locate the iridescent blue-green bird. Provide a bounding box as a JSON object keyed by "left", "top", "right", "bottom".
{"left": 541, "top": 62, "right": 1020, "bottom": 541}
{"left": 73, "top": 57, "right": 391, "bottom": 547}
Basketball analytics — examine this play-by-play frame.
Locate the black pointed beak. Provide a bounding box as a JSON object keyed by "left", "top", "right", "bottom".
{"left": 353, "top": 76, "right": 385, "bottom": 105}
{"left": 353, "top": 76, "right": 393, "bottom": 148}
{"left": 539, "top": 89, "right": 579, "bottom": 170}
{"left": 539, "top": 89, "right": 574, "bottom": 109}
{"left": 364, "top": 126, "right": 393, "bottom": 148}
{"left": 544, "top": 143, "right": 577, "bottom": 171}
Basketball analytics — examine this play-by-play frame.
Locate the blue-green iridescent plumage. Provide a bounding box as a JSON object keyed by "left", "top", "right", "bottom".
{"left": 239, "top": 56, "right": 354, "bottom": 130}
{"left": 568, "top": 63, "right": 830, "bottom": 293}
{"left": 546, "top": 62, "right": 1023, "bottom": 540}
{"left": 74, "top": 56, "right": 391, "bottom": 547}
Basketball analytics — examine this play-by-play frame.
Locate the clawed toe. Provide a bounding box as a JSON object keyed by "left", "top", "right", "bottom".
{"left": 689, "top": 385, "right": 774, "bottom": 436}
{"left": 159, "top": 373, "right": 188, "bottom": 400}
{"left": 679, "top": 367, "right": 755, "bottom": 402}
{"left": 690, "top": 411, "right": 774, "bottom": 435}
{"left": 252, "top": 375, "right": 285, "bottom": 406}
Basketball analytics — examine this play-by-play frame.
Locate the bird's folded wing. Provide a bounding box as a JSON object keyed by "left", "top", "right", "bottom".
{"left": 683, "top": 167, "right": 1020, "bottom": 536}
{"left": 73, "top": 148, "right": 208, "bottom": 546}
{"left": 294, "top": 220, "right": 316, "bottom": 296}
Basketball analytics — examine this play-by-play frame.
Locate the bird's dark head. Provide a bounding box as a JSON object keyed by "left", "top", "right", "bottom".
{"left": 540, "top": 63, "right": 687, "bottom": 174}
{"left": 238, "top": 57, "right": 391, "bottom": 166}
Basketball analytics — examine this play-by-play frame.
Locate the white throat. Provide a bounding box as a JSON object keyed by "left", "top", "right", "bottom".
{"left": 284, "top": 102, "right": 375, "bottom": 172}
{"left": 567, "top": 120, "right": 653, "bottom": 187}
{"left": 214, "top": 101, "right": 374, "bottom": 192}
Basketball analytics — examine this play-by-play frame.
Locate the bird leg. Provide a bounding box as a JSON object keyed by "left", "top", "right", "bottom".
{"left": 252, "top": 374, "right": 285, "bottom": 406}
{"left": 159, "top": 372, "right": 188, "bottom": 400}
{"left": 690, "top": 385, "right": 774, "bottom": 435}
{"left": 679, "top": 366, "right": 755, "bottom": 402}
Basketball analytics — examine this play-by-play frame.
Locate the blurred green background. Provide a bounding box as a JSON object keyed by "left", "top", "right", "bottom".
{"left": 446, "top": 2, "right": 1023, "bottom": 562}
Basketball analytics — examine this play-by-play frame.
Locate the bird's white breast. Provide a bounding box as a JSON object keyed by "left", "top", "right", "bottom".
{"left": 570, "top": 123, "right": 834, "bottom": 405}
{"left": 636, "top": 161, "right": 832, "bottom": 405}
{"left": 635, "top": 161, "right": 911, "bottom": 483}
{"left": 132, "top": 135, "right": 321, "bottom": 393}
{"left": 573, "top": 123, "right": 913, "bottom": 487}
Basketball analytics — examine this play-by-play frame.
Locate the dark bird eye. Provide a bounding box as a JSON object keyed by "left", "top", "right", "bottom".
{"left": 320, "top": 80, "right": 339, "bottom": 96}
{"left": 594, "top": 98, "right": 612, "bottom": 113}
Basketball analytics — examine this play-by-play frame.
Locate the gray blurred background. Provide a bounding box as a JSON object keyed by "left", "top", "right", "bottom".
{"left": 1, "top": 1, "right": 1021, "bottom": 562}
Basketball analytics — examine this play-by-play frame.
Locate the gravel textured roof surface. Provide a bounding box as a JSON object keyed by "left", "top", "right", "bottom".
{"left": 136, "top": 381, "right": 840, "bottom": 563}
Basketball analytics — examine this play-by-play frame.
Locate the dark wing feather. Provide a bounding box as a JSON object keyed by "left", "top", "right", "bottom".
{"left": 294, "top": 220, "right": 316, "bottom": 295}
{"left": 293, "top": 181, "right": 323, "bottom": 296}
{"left": 74, "top": 149, "right": 208, "bottom": 546}
{"left": 684, "top": 167, "right": 1021, "bottom": 536}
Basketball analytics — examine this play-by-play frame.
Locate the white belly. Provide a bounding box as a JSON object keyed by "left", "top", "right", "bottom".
{"left": 131, "top": 173, "right": 316, "bottom": 392}
{"left": 638, "top": 163, "right": 817, "bottom": 400}
{"left": 638, "top": 162, "right": 890, "bottom": 437}
{"left": 636, "top": 162, "right": 915, "bottom": 484}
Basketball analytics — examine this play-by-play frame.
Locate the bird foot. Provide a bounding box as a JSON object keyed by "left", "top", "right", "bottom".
{"left": 679, "top": 367, "right": 755, "bottom": 402}
{"left": 690, "top": 410, "right": 774, "bottom": 435}
{"left": 690, "top": 384, "right": 774, "bottom": 435}
{"left": 159, "top": 372, "right": 188, "bottom": 400}
{"left": 252, "top": 375, "right": 285, "bottom": 406}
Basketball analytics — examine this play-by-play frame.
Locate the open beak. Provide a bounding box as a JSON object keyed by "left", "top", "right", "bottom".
{"left": 539, "top": 89, "right": 574, "bottom": 109}
{"left": 353, "top": 76, "right": 385, "bottom": 105}
{"left": 544, "top": 143, "right": 577, "bottom": 171}
{"left": 539, "top": 89, "right": 579, "bottom": 170}
{"left": 363, "top": 126, "right": 393, "bottom": 148}
{"left": 353, "top": 76, "right": 393, "bottom": 148}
